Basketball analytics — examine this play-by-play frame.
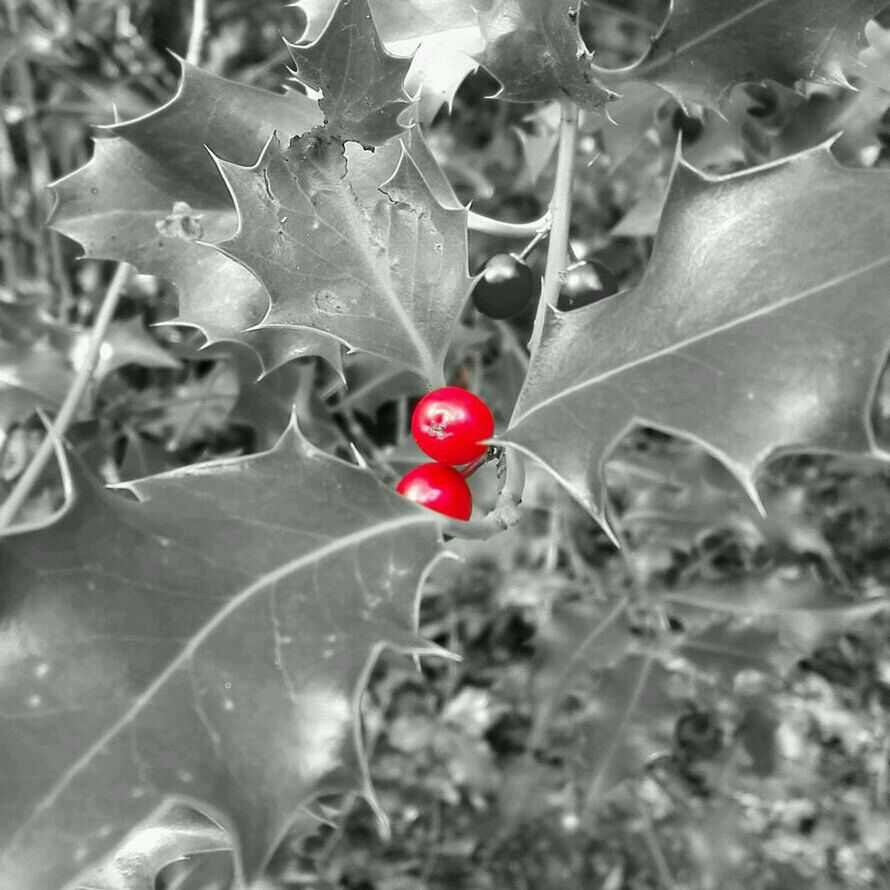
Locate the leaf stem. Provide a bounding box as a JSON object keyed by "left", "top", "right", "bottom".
{"left": 530, "top": 98, "right": 579, "bottom": 350}
{"left": 467, "top": 210, "right": 551, "bottom": 239}
{"left": 0, "top": 263, "right": 131, "bottom": 531}
{"left": 186, "top": 0, "right": 209, "bottom": 66}
{"left": 459, "top": 451, "right": 494, "bottom": 478}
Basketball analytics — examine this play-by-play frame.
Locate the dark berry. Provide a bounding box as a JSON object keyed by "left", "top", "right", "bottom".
{"left": 471, "top": 253, "right": 540, "bottom": 320}
{"left": 557, "top": 261, "right": 618, "bottom": 311}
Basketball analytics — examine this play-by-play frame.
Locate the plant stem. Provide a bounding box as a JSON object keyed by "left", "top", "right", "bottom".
{"left": 0, "top": 114, "right": 18, "bottom": 294}
{"left": 4, "top": 0, "right": 53, "bottom": 283}
{"left": 637, "top": 808, "right": 677, "bottom": 890}
{"left": 529, "top": 98, "right": 579, "bottom": 352}
{"left": 467, "top": 210, "right": 551, "bottom": 239}
{"left": 186, "top": 0, "right": 209, "bottom": 66}
{"left": 517, "top": 228, "right": 549, "bottom": 261}
{"left": 460, "top": 451, "right": 493, "bottom": 478}
{"left": 0, "top": 263, "right": 131, "bottom": 531}
{"left": 441, "top": 449, "right": 524, "bottom": 540}
{"left": 447, "top": 102, "right": 579, "bottom": 540}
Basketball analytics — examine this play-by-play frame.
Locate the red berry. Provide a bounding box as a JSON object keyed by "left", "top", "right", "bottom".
{"left": 411, "top": 386, "right": 495, "bottom": 465}
{"left": 396, "top": 463, "right": 473, "bottom": 520}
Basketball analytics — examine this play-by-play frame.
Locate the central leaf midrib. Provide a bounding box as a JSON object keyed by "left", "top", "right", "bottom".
{"left": 584, "top": 655, "right": 655, "bottom": 808}
{"left": 299, "top": 152, "right": 438, "bottom": 380}
{"left": 637, "top": 0, "right": 782, "bottom": 78}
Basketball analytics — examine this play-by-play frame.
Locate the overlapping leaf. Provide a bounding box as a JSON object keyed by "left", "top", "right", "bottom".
{"left": 215, "top": 132, "right": 471, "bottom": 387}
{"left": 529, "top": 597, "right": 631, "bottom": 748}
{"left": 533, "top": 604, "right": 791, "bottom": 814}
{"left": 78, "top": 807, "right": 230, "bottom": 890}
{"left": 49, "top": 61, "right": 341, "bottom": 377}
{"left": 476, "top": 0, "right": 614, "bottom": 111}
{"left": 0, "top": 424, "right": 444, "bottom": 890}
{"left": 572, "top": 653, "right": 677, "bottom": 816}
{"left": 288, "top": 0, "right": 413, "bottom": 146}
{"left": 0, "top": 341, "right": 73, "bottom": 434}
{"left": 294, "top": 0, "right": 481, "bottom": 121}
{"left": 503, "top": 146, "right": 890, "bottom": 529}
{"left": 627, "top": 0, "right": 884, "bottom": 109}
{"left": 663, "top": 567, "right": 890, "bottom": 649}
{"left": 68, "top": 318, "right": 181, "bottom": 382}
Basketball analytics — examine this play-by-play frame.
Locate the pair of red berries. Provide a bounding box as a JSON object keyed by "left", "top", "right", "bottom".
{"left": 396, "top": 386, "right": 495, "bottom": 521}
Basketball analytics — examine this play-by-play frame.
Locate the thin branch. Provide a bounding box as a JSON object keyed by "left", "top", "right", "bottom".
{"left": 186, "top": 0, "right": 209, "bottom": 67}
{"left": 4, "top": 0, "right": 53, "bottom": 282}
{"left": 637, "top": 808, "right": 677, "bottom": 890}
{"left": 0, "top": 114, "right": 17, "bottom": 292}
{"left": 445, "top": 102, "right": 578, "bottom": 539}
{"left": 468, "top": 210, "right": 551, "bottom": 239}
{"left": 0, "top": 263, "right": 132, "bottom": 531}
{"left": 440, "top": 449, "right": 525, "bottom": 540}
{"left": 529, "top": 98, "right": 579, "bottom": 351}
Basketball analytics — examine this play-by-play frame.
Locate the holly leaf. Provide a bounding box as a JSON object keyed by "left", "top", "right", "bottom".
{"left": 677, "top": 620, "right": 791, "bottom": 683}
{"left": 294, "top": 0, "right": 481, "bottom": 122}
{"left": 288, "top": 0, "right": 413, "bottom": 147}
{"left": 860, "top": 20, "right": 890, "bottom": 92}
{"left": 341, "top": 323, "right": 488, "bottom": 418}
{"left": 0, "top": 341, "right": 74, "bottom": 433}
{"left": 573, "top": 654, "right": 677, "bottom": 814}
{"left": 66, "top": 318, "right": 181, "bottom": 382}
{"left": 224, "top": 348, "right": 340, "bottom": 452}
{"left": 49, "top": 60, "right": 342, "bottom": 377}
{"left": 630, "top": 0, "right": 883, "bottom": 109}
{"left": 77, "top": 807, "right": 229, "bottom": 890}
{"left": 663, "top": 567, "right": 890, "bottom": 650}
{"left": 598, "top": 81, "right": 667, "bottom": 167}
{"left": 529, "top": 597, "right": 631, "bottom": 749}
{"left": 215, "top": 132, "right": 471, "bottom": 387}
{"left": 503, "top": 146, "right": 890, "bottom": 529}
{"left": 476, "top": 0, "right": 614, "bottom": 111}
{"left": 0, "top": 423, "right": 445, "bottom": 890}
{"left": 339, "top": 355, "right": 426, "bottom": 424}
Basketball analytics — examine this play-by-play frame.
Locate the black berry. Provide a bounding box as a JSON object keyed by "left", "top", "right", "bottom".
{"left": 557, "top": 261, "right": 618, "bottom": 311}
{"left": 471, "top": 253, "right": 540, "bottom": 320}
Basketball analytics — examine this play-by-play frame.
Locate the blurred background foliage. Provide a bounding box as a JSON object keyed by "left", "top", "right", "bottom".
{"left": 3, "top": 1, "right": 890, "bottom": 887}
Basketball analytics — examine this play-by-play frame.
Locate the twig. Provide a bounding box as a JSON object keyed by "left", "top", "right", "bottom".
{"left": 4, "top": 0, "right": 53, "bottom": 282}
{"left": 517, "top": 228, "right": 549, "bottom": 260}
{"left": 441, "top": 449, "right": 525, "bottom": 539}
{"left": 529, "top": 98, "right": 579, "bottom": 351}
{"left": 186, "top": 0, "right": 209, "bottom": 67}
{"left": 460, "top": 451, "right": 493, "bottom": 479}
{"left": 468, "top": 210, "right": 551, "bottom": 239}
{"left": 445, "top": 101, "right": 578, "bottom": 539}
{"left": 0, "top": 113, "right": 17, "bottom": 293}
{"left": 0, "top": 263, "right": 132, "bottom": 531}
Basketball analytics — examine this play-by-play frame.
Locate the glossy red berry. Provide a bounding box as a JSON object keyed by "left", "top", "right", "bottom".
{"left": 471, "top": 253, "right": 540, "bottom": 319}
{"left": 411, "top": 386, "right": 495, "bottom": 465}
{"left": 396, "top": 463, "right": 473, "bottom": 520}
{"left": 557, "top": 260, "right": 618, "bottom": 311}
